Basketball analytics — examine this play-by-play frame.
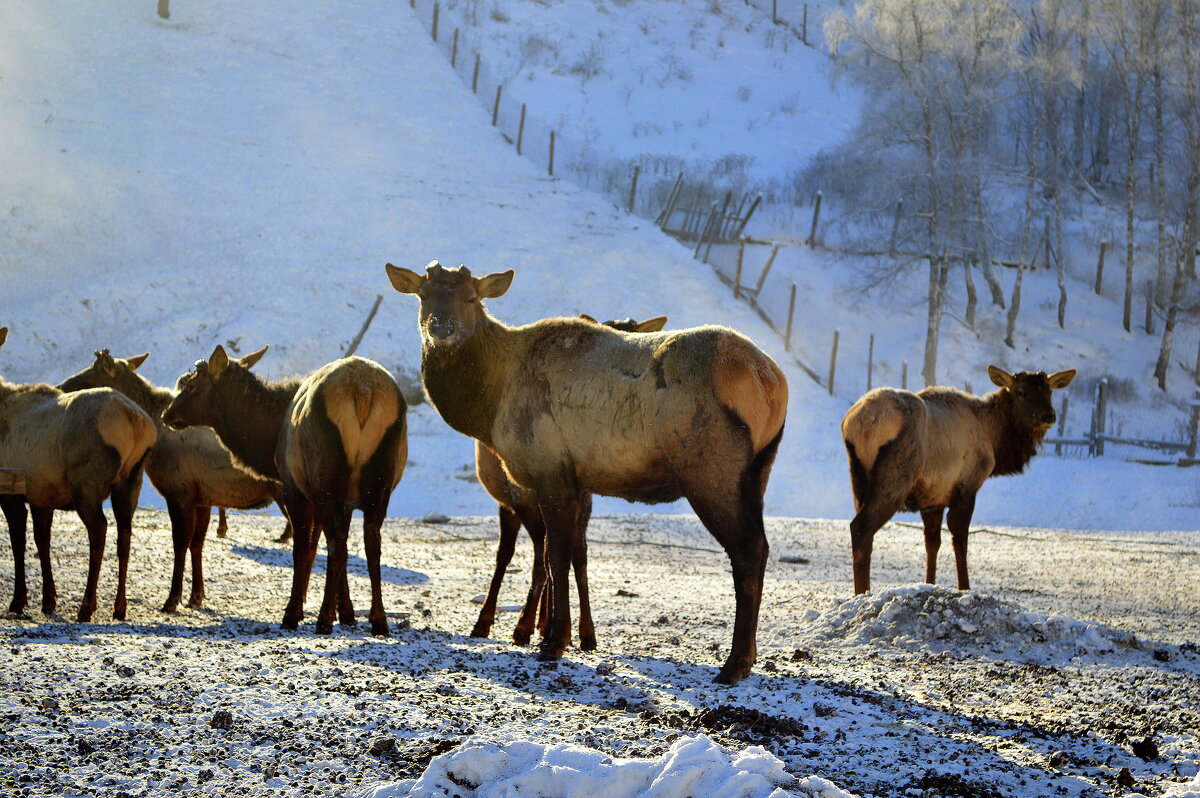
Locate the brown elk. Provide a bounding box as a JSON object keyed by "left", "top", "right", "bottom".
{"left": 163, "top": 346, "right": 407, "bottom": 635}
{"left": 386, "top": 262, "right": 787, "bottom": 684}
{"left": 842, "top": 365, "right": 1076, "bottom": 594}
{"left": 0, "top": 328, "right": 157, "bottom": 621}
{"left": 471, "top": 315, "right": 668, "bottom": 649}
{"left": 58, "top": 350, "right": 289, "bottom": 612}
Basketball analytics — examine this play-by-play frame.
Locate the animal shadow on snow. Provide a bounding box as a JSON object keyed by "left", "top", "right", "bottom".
{"left": 230, "top": 543, "right": 428, "bottom": 586}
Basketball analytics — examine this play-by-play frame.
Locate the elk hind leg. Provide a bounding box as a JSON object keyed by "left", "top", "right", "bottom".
{"left": 921, "top": 507, "right": 945, "bottom": 584}
{"left": 109, "top": 460, "right": 145, "bottom": 621}
{"left": 188, "top": 504, "right": 212, "bottom": 607}
{"left": 946, "top": 491, "right": 977, "bottom": 590}
{"left": 472, "top": 505, "right": 521, "bottom": 639}
{"left": 3, "top": 497, "right": 29, "bottom": 615}
{"left": 535, "top": 493, "right": 585, "bottom": 662}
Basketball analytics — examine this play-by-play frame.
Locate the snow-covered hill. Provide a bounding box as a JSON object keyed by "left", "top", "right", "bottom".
{"left": 1, "top": 0, "right": 1195, "bottom": 529}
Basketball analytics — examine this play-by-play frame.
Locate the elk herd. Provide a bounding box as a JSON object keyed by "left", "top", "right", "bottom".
{"left": 0, "top": 261, "right": 1074, "bottom": 683}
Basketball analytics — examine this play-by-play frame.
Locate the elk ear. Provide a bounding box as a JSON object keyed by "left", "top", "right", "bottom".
{"left": 97, "top": 349, "right": 119, "bottom": 377}
{"left": 1047, "top": 369, "right": 1076, "bottom": 390}
{"left": 125, "top": 353, "right": 150, "bottom": 371}
{"left": 476, "top": 269, "right": 515, "bottom": 299}
{"left": 579, "top": 313, "right": 598, "bottom": 323}
{"left": 0, "top": 327, "right": 8, "bottom": 347}
{"left": 987, "top": 365, "right": 1014, "bottom": 389}
{"left": 386, "top": 263, "right": 425, "bottom": 294}
{"left": 634, "top": 315, "right": 668, "bottom": 333}
{"left": 238, "top": 345, "right": 269, "bottom": 370}
{"left": 208, "top": 345, "right": 230, "bottom": 378}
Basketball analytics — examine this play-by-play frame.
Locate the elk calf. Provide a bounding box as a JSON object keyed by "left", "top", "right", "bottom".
{"left": 163, "top": 346, "right": 407, "bottom": 635}
{"left": 842, "top": 366, "right": 1075, "bottom": 594}
{"left": 471, "top": 315, "right": 668, "bottom": 648}
{"left": 387, "top": 262, "right": 787, "bottom": 684}
{"left": 0, "top": 328, "right": 156, "bottom": 621}
{"left": 59, "top": 350, "right": 286, "bottom": 612}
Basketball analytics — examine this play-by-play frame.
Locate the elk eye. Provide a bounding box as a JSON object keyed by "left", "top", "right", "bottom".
{"left": 467, "top": 296, "right": 477, "bottom": 304}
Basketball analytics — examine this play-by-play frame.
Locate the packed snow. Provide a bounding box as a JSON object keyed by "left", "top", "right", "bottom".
{"left": 0, "top": 0, "right": 1197, "bottom": 797}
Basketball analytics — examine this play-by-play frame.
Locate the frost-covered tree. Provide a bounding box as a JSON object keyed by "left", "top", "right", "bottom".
{"left": 826, "top": 0, "right": 1021, "bottom": 385}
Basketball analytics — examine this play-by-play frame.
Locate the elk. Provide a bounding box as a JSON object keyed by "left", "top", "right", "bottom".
{"left": 0, "top": 327, "right": 157, "bottom": 621}
{"left": 841, "top": 366, "right": 1076, "bottom": 594}
{"left": 471, "top": 315, "right": 668, "bottom": 648}
{"left": 58, "top": 349, "right": 289, "bottom": 612}
{"left": 386, "top": 262, "right": 787, "bottom": 684}
{"left": 163, "top": 346, "right": 407, "bottom": 635}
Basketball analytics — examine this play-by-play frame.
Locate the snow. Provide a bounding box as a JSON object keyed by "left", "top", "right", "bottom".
{"left": 363, "top": 734, "right": 832, "bottom": 798}
{"left": 0, "top": 0, "right": 1198, "bottom": 797}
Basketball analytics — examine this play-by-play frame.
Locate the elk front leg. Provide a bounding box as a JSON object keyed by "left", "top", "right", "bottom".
{"left": 162, "top": 498, "right": 196, "bottom": 613}
{"left": 31, "top": 507, "right": 55, "bottom": 615}
{"left": 535, "top": 494, "right": 584, "bottom": 662}
{"left": 188, "top": 504, "right": 212, "bottom": 607}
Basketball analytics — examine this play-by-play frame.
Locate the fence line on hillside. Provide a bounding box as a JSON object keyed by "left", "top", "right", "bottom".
{"left": 407, "top": 0, "right": 1200, "bottom": 465}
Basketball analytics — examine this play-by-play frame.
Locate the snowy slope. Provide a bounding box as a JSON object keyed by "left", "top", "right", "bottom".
{"left": 0, "top": 0, "right": 1195, "bottom": 533}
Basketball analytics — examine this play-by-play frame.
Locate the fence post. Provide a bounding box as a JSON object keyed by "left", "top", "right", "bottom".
{"left": 628, "top": 165, "right": 640, "bottom": 214}
{"left": 1093, "top": 378, "right": 1109, "bottom": 456}
{"left": 157, "top": 0, "right": 170, "bottom": 19}
{"left": 734, "top": 238, "right": 745, "bottom": 299}
{"left": 828, "top": 330, "right": 840, "bottom": 396}
{"left": 451, "top": 28, "right": 459, "bottom": 68}
{"left": 1094, "top": 241, "right": 1107, "bottom": 295}
{"left": 772, "top": 0, "right": 778, "bottom": 24}
{"left": 517, "top": 103, "right": 526, "bottom": 156}
{"left": 802, "top": 4, "right": 809, "bottom": 45}
{"left": 432, "top": 2, "right": 440, "bottom": 41}
{"left": 704, "top": 192, "right": 732, "bottom": 263}
{"left": 866, "top": 333, "right": 874, "bottom": 391}
{"left": 694, "top": 204, "right": 716, "bottom": 259}
{"left": 472, "top": 52, "right": 481, "bottom": 93}
{"left": 901, "top": 360, "right": 908, "bottom": 391}
{"left": 754, "top": 243, "right": 781, "bottom": 296}
{"left": 548, "top": 130, "right": 555, "bottom": 176}
{"left": 807, "top": 191, "right": 822, "bottom": 247}
{"left": 1055, "top": 394, "right": 1070, "bottom": 455}
{"left": 784, "top": 284, "right": 797, "bottom": 353}
{"left": 492, "top": 84, "right": 503, "bottom": 126}
{"left": 1188, "top": 389, "right": 1200, "bottom": 460}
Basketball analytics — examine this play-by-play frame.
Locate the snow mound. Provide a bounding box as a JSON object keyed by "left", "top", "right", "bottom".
{"left": 359, "top": 734, "right": 852, "bottom": 798}
{"left": 797, "top": 584, "right": 1140, "bottom": 658}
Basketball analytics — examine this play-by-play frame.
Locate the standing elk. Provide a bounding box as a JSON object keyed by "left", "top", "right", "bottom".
{"left": 471, "top": 314, "right": 668, "bottom": 649}
{"left": 163, "top": 345, "right": 407, "bottom": 635}
{"left": 58, "top": 349, "right": 289, "bottom": 612}
{"left": 841, "top": 365, "right": 1076, "bottom": 594}
{"left": 0, "top": 328, "right": 157, "bottom": 621}
{"left": 386, "top": 262, "right": 787, "bottom": 684}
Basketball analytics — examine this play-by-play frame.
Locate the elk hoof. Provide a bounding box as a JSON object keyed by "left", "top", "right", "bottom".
{"left": 512, "top": 627, "right": 533, "bottom": 646}
{"left": 580, "top": 635, "right": 597, "bottom": 652}
{"left": 76, "top": 608, "right": 94, "bottom": 623}
{"left": 469, "top": 622, "right": 491, "bottom": 638}
{"left": 536, "top": 639, "right": 566, "bottom": 662}
{"left": 7, "top": 599, "right": 27, "bottom": 616}
{"left": 370, "top": 619, "right": 390, "bottom": 637}
{"left": 714, "top": 660, "right": 754, "bottom": 685}
{"left": 161, "top": 598, "right": 180, "bottom": 614}
{"left": 187, "top": 594, "right": 204, "bottom": 609}
{"left": 280, "top": 615, "right": 301, "bottom": 631}
{"left": 112, "top": 607, "right": 127, "bottom": 622}
{"left": 314, "top": 618, "right": 334, "bottom": 635}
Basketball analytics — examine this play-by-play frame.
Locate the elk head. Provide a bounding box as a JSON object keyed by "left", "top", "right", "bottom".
{"left": 988, "top": 366, "right": 1076, "bottom": 432}
{"left": 163, "top": 344, "right": 268, "bottom": 430}
{"left": 59, "top": 350, "right": 149, "bottom": 393}
{"left": 579, "top": 314, "right": 669, "bottom": 333}
{"left": 386, "top": 260, "right": 514, "bottom": 349}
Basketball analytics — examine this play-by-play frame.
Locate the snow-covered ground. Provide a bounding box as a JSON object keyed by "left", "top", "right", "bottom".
{"left": 0, "top": 0, "right": 1198, "bottom": 796}
{"left": 1, "top": 512, "right": 1198, "bottom": 798}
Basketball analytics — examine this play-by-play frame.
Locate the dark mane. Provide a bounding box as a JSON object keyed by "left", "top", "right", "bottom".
{"left": 984, "top": 388, "right": 1043, "bottom": 477}
{"left": 208, "top": 365, "right": 302, "bottom": 482}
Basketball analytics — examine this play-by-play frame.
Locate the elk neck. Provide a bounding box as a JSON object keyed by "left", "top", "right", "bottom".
{"left": 982, "top": 388, "right": 1043, "bottom": 477}
{"left": 207, "top": 367, "right": 301, "bottom": 482}
{"left": 420, "top": 312, "right": 514, "bottom": 447}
